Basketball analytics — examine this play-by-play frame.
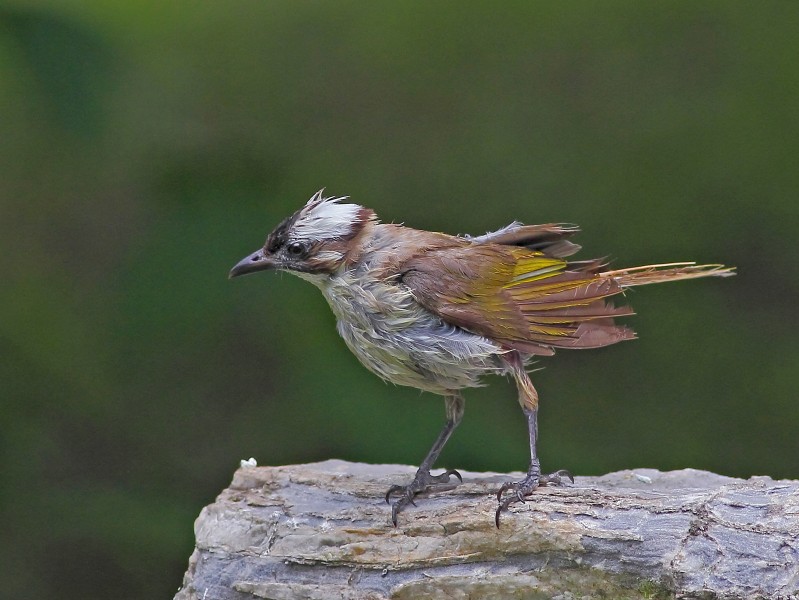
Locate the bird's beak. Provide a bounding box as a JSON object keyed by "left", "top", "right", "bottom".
{"left": 229, "top": 249, "right": 276, "bottom": 279}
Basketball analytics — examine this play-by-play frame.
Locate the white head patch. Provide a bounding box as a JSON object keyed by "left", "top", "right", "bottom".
{"left": 292, "top": 190, "right": 363, "bottom": 241}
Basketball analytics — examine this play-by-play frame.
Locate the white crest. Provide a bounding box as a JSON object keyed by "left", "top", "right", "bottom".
{"left": 292, "top": 189, "right": 363, "bottom": 240}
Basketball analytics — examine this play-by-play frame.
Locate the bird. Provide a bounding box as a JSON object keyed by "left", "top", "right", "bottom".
{"left": 229, "top": 190, "right": 734, "bottom": 527}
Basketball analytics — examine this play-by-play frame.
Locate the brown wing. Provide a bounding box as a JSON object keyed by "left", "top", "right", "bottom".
{"left": 400, "top": 244, "right": 635, "bottom": 356}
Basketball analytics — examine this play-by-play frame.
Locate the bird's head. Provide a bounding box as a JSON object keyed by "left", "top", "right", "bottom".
{"left": 229, "top": 190, "right": 376, "bottom": 280}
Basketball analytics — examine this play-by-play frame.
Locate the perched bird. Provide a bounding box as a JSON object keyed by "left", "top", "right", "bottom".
{"left": 230, "top": 190, "right": 734, "bottom": 526}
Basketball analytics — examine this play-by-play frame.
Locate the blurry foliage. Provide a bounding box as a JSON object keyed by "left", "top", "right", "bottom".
{"left": 0, "top": 2, "right": 797, "bottom": 598}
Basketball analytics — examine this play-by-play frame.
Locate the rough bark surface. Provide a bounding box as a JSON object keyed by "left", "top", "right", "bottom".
{"left": 175, "top": 460, "right": 799, "bottom": 600}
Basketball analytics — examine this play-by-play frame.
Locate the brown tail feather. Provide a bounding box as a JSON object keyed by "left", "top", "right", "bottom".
{"left": 510, "top": 262, "right": 732, "bottom": 353}
{"left": 600, "top": 262, "right": 735, "bottom": 288}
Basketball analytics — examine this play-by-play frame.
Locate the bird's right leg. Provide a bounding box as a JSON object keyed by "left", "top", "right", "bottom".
{"left": 495, "top": 352, "right": 573, "bottom": 527}
{"left": 385, "top": 392, "right": 464, "bottom": 526}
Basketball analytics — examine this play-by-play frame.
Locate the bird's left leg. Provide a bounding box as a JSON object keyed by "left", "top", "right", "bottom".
{"left": 495, "top": 352, "right": 573, "bottom": 527}
{"left": 385, "top": 392, "right": 464, "bottom": 526}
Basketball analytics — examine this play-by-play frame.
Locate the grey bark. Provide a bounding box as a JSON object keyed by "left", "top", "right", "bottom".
{"left": 174, "top": 460, "right": 799, "bottom": 600}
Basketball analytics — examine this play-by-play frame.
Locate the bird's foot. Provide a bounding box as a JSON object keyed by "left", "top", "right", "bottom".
{"left": 385, "top": 468, "right": 462, "bottom": 526}
{"left": 495, "top": 469, "right": 573, "bottom": 527}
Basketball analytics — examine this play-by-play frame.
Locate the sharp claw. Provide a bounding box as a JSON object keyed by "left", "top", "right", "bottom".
{"left": 385, "top": 485, "right": 402, "bottom": 504}
{"left": 447, "top": 469, "right": 463, "bottom": 483}
{"left": 496, "top": 482, "right": 511, "bottom": 502}
{"left": 495, "top": 498, "right": 513, "bottom": 528}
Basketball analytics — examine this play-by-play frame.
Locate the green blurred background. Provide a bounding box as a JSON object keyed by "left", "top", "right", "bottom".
{"left": 1, "top": 1, "right": 797, "bottom": 598}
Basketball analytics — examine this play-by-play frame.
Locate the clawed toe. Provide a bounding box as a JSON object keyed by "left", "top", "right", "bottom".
{"left": 384, "top": 484, "right": 405, "bottom": 504}
{"left": 495, "top": 480, "right": 537, "bottom": 528}
{"left": 539, "top": 469, "right": 574, "bottom": 486}
{"left": 385, "top": 468, "right": 463, "bottom": 526}
{"left": 495, "top": 469, "right": 573, "bottom": 527}
{"left": 433, "top": 468, "right": 462, "bottom": 485}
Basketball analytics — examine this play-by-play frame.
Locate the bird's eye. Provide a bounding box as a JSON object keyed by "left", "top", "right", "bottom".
{"left": 286, "top": 241, "right": 308, "bottom": 258}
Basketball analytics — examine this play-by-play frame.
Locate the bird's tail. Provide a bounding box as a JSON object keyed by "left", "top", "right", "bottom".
{"left": 601, "top": 262, "right": 735, "bottom": 288}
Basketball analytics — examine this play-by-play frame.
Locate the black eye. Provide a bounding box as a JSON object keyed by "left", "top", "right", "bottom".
{"left": 286, "top": 241, "right": 308, "bottom": 258}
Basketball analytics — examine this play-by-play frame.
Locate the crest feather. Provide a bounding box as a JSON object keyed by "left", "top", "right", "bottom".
{"left": 293, "top": 189, "right": 365, "bottom": 240}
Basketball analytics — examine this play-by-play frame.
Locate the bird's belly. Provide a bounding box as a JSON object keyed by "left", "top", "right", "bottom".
{"left": 336, "top": 320, "right": 504, "bottom": 393}
{"left": 327, "top": 292, "right": 506, "bottom": 394}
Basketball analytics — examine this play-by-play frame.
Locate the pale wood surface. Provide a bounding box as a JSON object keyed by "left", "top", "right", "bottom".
{"left": 175, "top": 460, "right": 799, "bottom": 599}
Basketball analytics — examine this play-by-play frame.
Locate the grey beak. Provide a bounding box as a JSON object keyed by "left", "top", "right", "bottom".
{"left": 229, "top": 249, "right": 276, "bottom": 279}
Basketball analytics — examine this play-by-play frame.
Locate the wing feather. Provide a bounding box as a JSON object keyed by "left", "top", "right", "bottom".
{"left": 400, "top": 243, "right": 635, "bottom": 355}
{"left": 468, "top": 223, "right": 582, "bottom": 257}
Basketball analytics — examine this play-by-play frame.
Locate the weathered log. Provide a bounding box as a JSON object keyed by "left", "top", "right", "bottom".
{"left": 175, "top": 460, "right": 799, "bottom": 599}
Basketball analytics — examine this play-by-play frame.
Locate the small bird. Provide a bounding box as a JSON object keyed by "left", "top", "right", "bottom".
{"left": 230, "top": 190, "right": 734, "bottom": 526}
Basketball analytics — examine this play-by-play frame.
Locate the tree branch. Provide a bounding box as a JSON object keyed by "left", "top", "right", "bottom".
{"left": 175, "top": 460, "right": 799, "bottom": 599}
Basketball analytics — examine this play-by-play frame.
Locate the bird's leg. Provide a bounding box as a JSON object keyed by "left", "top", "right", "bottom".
{"left": 495, "top": 352, "right": 573, "bottom": 527}
{"left": 385, "top": 393, "right": 464, "bottom": 526}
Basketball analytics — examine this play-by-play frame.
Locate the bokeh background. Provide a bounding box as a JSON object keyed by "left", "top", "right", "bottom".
{"left": 2, "top": 2, "right": 797, "bottom": 598}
